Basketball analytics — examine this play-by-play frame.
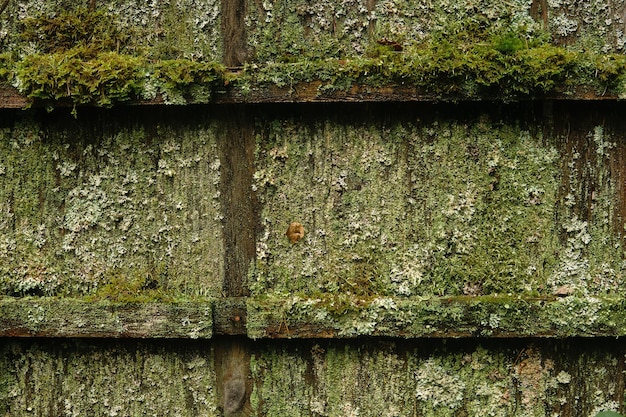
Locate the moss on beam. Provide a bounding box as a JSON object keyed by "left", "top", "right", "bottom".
{"left": 246, "top": 294, "right": 626, "bottom": 339}
{"left": 2, "top": 46, "right": 626, "bottom": 107}
{"left": 0, "top": 297, "right": 213, "bottom": 338}
{"left": 5, "top": 4, "right": 626, "bottom": 106}
{"left": 4, "top": 32, "right": 626, "bottom": 107}
{"left": 2, "top": 294, "right": 626, "bottom": 339}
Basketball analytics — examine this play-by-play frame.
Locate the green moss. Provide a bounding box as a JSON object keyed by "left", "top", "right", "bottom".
{"left": 239, "top": 0, "right": 626, "bottom": 98}
{"left": 19, "top": 8, "right": 132, "bottom": 55}
{"left": 4, "top": 7, "right": 226, "bottom": 108}
{"left": 2, "top": 1, "right": 222, "bottom": 59}
{"left": 151, "top": 60, "right": 226, "bottom": 104}
{"left": 493, "top": 31, "right": 527, "bottom": 55}
{"left": 87, "top": 266, "right": 173, "bottom": 303}
{"left": 243, "top": 36, "right": 591, "bottom": 99}
{"left": 4, "top": 6, "right": 626, "bottom": 106}
{"left": 15, "top": 50, "right": 146, "bottom": 107}
{"left": 4, "top": 16, "right": 626, "bottom": 105}
{"left": 11, "top": 52, "right": 226, "bottom": 108}
{"left": 5, "top": 1, "right": 626, "bottom": 103}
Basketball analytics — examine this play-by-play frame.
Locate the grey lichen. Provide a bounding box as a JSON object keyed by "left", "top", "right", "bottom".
{"left": 0, "top": 112, "right": 223, "bottom": 298}
{"left": 251, "top": 114, "right": 559, "bottom": 298}
{"left": 248, "top": 340, "right": 624, "bottom": 416}
{"left": 1, "top": 339, "right": 218, "bottom": 416}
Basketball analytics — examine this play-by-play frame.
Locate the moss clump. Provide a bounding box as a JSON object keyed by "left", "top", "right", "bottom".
{"left": 15, "top": 50, "right": 145, "bottom": 107}
{"left": 19, "top": 8, "right": 132, "bottom": 56}
{"left": 11, "top": 53, "right": 226, "bottom": 108}
{"left": 244, "top": 30, "right": 584, "bottom": 99}
{"left": 151, "top": 60, "right": 226, "bottom": 104}
{"left": 239, "top": 20, "right": 626, "bottom": 99}
{"left": 87, "top": 267, "right": 173, "bottom": 303}
{"left": 8, "top": 7, "right": 226, "bottom": 108}
{"left": 493, "top": 31, "right": 528, "bottom": 55}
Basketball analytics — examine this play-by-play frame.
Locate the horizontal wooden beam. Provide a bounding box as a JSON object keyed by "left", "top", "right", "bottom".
{"left": 0, "top": 82, "right": 621, "bottom": 110}
{"left": 0, "top": 298, "right": 213, "bottom": 338}
{"left": 246, "top": 294, "right": 626, "bottom": 339}
{"left": 2, "top": 295, "right": 626, "bottom": 339}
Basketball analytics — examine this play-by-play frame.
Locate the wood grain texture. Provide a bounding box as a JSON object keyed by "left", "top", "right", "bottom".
{"left": 0, "top": 298, "right": 213, "bottom": 338}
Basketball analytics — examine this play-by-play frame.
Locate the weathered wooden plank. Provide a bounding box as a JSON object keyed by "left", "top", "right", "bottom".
{"left": 0, "top": 298, "right": 213, "bottom": 338}
{"left": 2, "top": 337, "right": 624, "bottom": 417}
{"left": 3, "top": 295, "right": 626, "bottom": 339}
{"left": 0, "top": 338, "right": 220, "bottom": 416}
{"left": 0, "top": 82, "right": 623, "bottom": 109}
{"left": 0, "top": 86, "right": 28, "bottom": 108}
{"left": 246, "top": 295, "right": 626, "bottom": 339}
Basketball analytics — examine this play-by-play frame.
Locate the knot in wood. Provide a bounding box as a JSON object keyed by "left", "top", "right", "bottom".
{"left": 286, "top": 222, "right": 305, "bottom": 244}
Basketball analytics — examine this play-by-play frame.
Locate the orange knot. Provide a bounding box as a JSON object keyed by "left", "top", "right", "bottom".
{"left": 286, "top": 222, "right": 305, "bottom": 244}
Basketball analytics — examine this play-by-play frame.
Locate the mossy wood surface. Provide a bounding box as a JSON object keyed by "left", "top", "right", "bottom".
{"left": 1, "top": 339, "right": 219, "bottom": 416}
{"left": 3, "top": 1, "right": 626, "bottom": 415}
{"left": 0, "top": 297, "right": 213, "bottom": 338}
{"left": 4, "top": 294, "right": 626, "bottom": 339}
{"left": 2, "top": 338, "right": 625, "bottom": 416}
{"left": 4, "top": 1, "right": 626, "bottom": 105}
{"left": 0, "top": 108, "right": 224, "bottom": 299}
{"left": 1, "top": 102, "right": 626, "bottom": 341}
{"left": 246, "top": 295, "right": 626, "bottom": 339}
{"left": 250, "top": 102, "right": 626, "bottom": 301}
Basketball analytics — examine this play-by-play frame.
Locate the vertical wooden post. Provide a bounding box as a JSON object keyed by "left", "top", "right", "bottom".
{"left": 215, "top": 337, "right": 253, "bottom": 416}
{"left": 219, "top": 0, "right": 254, "bottom": 408}
{"left": 218, "top": 106, "right": 256, "bottom": 298}
{"left": 366, "top": 0, "right": 377, "bottom": 36}
{"left": 222, "top": 0, "right": 248, "bottom": 67}
{"left": 530, "top": 0, "right": 548, "bottom": 28}
{"left": 215, "top": 106, "right": 256, "bottom": 415}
